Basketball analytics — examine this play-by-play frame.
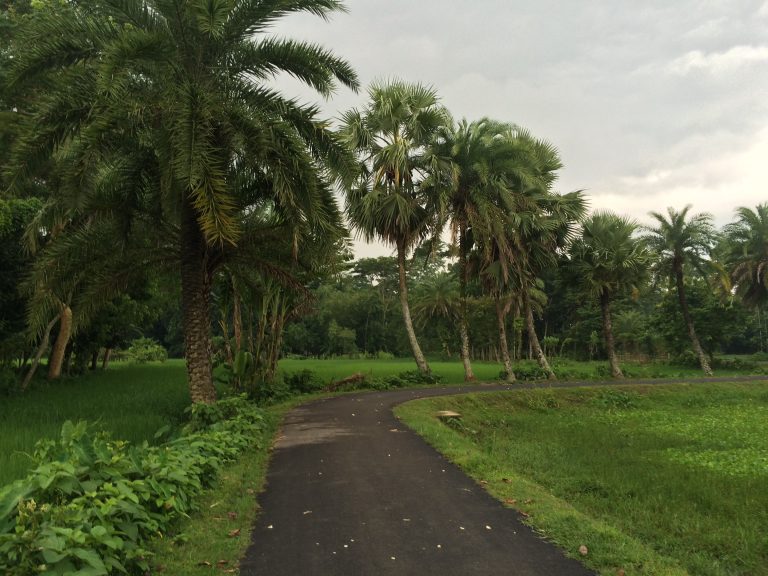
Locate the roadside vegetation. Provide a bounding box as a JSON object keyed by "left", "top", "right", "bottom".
{"left": 396, "top": 382, "right": 768, "bottom": 576}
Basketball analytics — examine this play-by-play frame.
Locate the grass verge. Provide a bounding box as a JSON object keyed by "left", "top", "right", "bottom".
{"left": 395, "top": 382, "right": 768, "bottom": 576}
{"left": 148, "top": 397, "right": 309, "bottom": 575}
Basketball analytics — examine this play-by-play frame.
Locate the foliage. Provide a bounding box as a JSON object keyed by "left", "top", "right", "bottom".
{"left": 0, "top": 396, "right": 265, "bottom": 575}
{"left": 123, "top": 337, "right": 168, "bottom": 364}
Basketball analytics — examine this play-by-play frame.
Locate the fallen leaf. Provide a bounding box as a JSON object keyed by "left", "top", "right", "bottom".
{"left": 197, "top": 561, "right": 212, "bottom": 567}
{"left": 579, "top": 545, "right": 589, "bottom": 556}
{"left": 617, "top": 570, "right": 626, "bottom": 576}
{"left": 523, "top": 499, "right": 533, "bottom": 504}
{"left": 303, "top": 510, "right": 312, "bottom": 515}
{"left": 246, "top": 489, "right": 256, "bottom": 495}
{"left": 519, "top": 511, "right": 530, "bottom": 518}
{"left": 228, "top": 528, "right": 241, "bottom": 538}
{"left": 501, "top": 478, "right": 511, "bottom": 483}
{"left": 479, "top": 480, "right": 488, "bottom": 484}
{"left": 227, "top": 512, "right": 238, "bottom": 520}
{"left": 504, "top": 499, "right": 517, "bottom": 505}
{"left": 217, "top": 560, "right": 228, "bottom": 566}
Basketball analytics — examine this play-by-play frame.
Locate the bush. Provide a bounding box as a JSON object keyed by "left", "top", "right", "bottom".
{"left": 125, "top": 338, "right": 168, "bottom": 363}
{"left": 0, "top": 396, "right": 264, "bottom": 575}
{"left": 283, "top": 369, "right": 325, "bottom": 394}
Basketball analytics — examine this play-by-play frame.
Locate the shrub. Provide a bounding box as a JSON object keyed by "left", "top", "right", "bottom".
{"left": 0, "top": 396, "right": 264, "bottom": 575}
{"left": 283, "top": 369, "right": 325, "bottom": 394}
{"left": 125, "top": 338, "right": 168, "bottom": 363}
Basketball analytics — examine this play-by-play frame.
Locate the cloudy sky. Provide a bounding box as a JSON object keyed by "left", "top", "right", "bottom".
{"left": 271, "top": 0, "right": 768, "bottom": 257}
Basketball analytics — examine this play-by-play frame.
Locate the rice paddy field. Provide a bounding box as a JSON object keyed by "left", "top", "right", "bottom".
{"left": 396, "top": 382, "right": 768, "bottom": 576}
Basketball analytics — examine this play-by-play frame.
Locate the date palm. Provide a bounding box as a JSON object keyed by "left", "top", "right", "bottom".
{"left": 341, "top": 80, "right": 450, "bottom": 374}
{"left": 570, "top": 212, "right": 649, "bottom": 378}
{"left": 725, "top": 204, "right": 768, "bottom": 309}
{"left": 6, "top": 0, "right": 358, "bottom": 402}
{"left": 644, "top": 206, "right": 716, "bottom": 375}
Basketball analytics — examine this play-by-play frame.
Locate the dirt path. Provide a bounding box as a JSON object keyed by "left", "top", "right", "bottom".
{"left": 239, "top": 376, "right": 767, "bottom": 575}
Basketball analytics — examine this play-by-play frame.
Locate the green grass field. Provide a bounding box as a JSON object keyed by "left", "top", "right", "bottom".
{"left": 0, "top": 360, "right": 190, "bottom": 485}
{"left": 396, "top": 382, "right": 768, "bottom": 576}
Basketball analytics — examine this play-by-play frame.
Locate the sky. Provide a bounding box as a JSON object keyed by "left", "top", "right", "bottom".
{"left": 270, "top": 0, "right": 768, "bottom": 258}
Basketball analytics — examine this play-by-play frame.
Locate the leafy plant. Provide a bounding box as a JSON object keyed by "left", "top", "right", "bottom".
{"left": 125, "top": 338, "right": 168, "bottom": 364}
{"left": 0, "top": 396, "right": 265, "bottom": 575}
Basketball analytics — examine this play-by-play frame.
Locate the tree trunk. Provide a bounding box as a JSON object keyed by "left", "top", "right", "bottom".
{"left": 496, "top": 297, "right": 515, "bottom": 382}
{"left": 524, "top": 289, "right": 555, "bottom": 379}
{"left": 21, "top": 313, "right": 60, "bottom": 391}
{"left": 90, "top": 350, "right": 98, "bottom": 371}
{"left": 48, "top": 305, "right": 72, "bottom": 380}
{"left": 396, "top": 242, "right": 430, "bottom": 374}
{"left": 457, "top": 226, "right": 475, "bottom": 381}
{"left": 600, "top": 291, "right": 624, "bottom": 378}
{"left": 180, "top": 199, "right": 217, "bottom": 404}
{"left": 102, "top": 348, "right": 112, "bottom": 370}
{"left": 674, "top": 262, "right": 713, "bottom": 376}
{"left": 233, "top": 276, "right": 242, "bottom": 352}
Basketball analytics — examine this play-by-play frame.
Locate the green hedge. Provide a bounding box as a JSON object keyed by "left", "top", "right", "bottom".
{"left": 0, "top": 396, "right": 265, "bottom": 575}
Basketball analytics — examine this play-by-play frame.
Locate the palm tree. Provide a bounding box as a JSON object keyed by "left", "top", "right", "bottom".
{"left": 428, "top": 119, "right": 540, "bottom": 381}
{"left": 644, "top": 206, "right": 716, "bottom": 375}
{"left": 569, "top": 212, "right": 649, "bottom": 378}
{"left": 340, "top": 80, "right": 450, "bottom": 374}
{"left": 725, "top": 204, "right": 768, "bottom": 308}
{"left": 7, "top": 0, "right": 358, "bottom": 402}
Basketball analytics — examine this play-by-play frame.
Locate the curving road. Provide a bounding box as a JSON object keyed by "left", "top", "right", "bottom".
{"left": 239, "top": 384, "right": 595, "bottom": 576}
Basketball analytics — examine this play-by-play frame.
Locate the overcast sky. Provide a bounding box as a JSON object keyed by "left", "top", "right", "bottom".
{"left": 270, "top": 0, "right": 768, "bottom": 258}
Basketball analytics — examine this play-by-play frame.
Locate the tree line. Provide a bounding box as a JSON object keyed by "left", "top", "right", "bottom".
{"left": 1, "top": 1, "right": 766, "bottom": 402}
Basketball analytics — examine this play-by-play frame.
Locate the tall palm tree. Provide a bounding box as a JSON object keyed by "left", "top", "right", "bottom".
{"left": 428, "top": 119, "right": 540, "bottom": 381}
{"left": 644, "top": 206, "right": 716, "bottom": 375}
{"left": 340, "top": 80, "right": 450, "bottom": 374}
{"left": 725, "top": 203, "right": 768, "bottom": 309}
{"left": 569, "top": 212, "right": 649, "bottom": 378}
{"left": 6, "top": 0, "right": 358, "bottom": 402}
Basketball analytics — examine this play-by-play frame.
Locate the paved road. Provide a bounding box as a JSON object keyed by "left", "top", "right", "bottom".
{"left": 240, "top": 383, "right": 597, "bottom": 576}
{"left": 239, "top": 376, "right": 768, "bottom": 575}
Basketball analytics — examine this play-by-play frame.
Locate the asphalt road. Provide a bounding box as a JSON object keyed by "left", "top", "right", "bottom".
{"left": 239, "top": 383, "right": 597, "bottom": 576}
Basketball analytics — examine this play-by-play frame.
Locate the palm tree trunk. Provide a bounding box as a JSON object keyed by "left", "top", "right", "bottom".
{"left": 21, "top": 312, "right": 60, "bottom": 391}
{"left": 496, "top": 297, "right": 515, "bottom": 382}
{"left": 180, "top": 199, "right": 217, "bottom": 404}
{"left": 397, "top": 243, "right": 430, "bottom": 374}
{"left": 233, "top": 276, "right": 242, "bottom": 352}
{"left": 674, "top": 263, "right": 713, "bottom": 375}
{"left": 524, "top": 290, "right": 555, "bottom": 379}
{"left": 457, "top": 226, "right": 475, "bottom": 381}
{"left": 48, "top": 305, "right": 72, "bottom": 380}
{"left": 600, "top": 291, "right": 624, "bottom": 378}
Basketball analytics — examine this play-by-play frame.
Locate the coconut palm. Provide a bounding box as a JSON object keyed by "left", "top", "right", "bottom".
{"left": 569, "top": 212, "right": 649, "bottom": 378}
{"left": 644, "top": 206, "right": 716, "bottom": 375}
{"left": 340, "top": 80, "right": 450, "bottom": 374}
{"left": 6, "top": 0, "right": 358, "bottom": 402}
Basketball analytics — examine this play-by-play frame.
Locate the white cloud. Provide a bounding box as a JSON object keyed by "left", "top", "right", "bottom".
{"left": 667, "top": 45, "right": 768, "bottom": 75}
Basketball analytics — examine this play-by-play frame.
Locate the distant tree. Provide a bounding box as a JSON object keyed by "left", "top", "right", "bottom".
{"left": 569, "top": 212, "right": 649, "bottom": 378}
{"left": 644, "top": 205, "right": 717, "bottom": 375}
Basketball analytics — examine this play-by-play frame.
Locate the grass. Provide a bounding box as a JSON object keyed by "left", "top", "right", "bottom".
{"left": 278, "top": 356, "right": 765, "bottom": 384}
{"left": 395, "top": 382, "right": 768, "bottom": 576}
{"left": 0, "top": 360, "right": 190, "bottom": 485}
